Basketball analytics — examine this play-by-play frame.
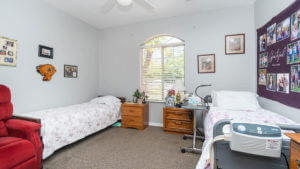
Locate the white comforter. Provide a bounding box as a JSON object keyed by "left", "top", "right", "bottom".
{"left": 196, "top": 107, "right": 297, "bottom": 169}
{"left": 17, "top": 101, "right": 121, "bottom": 159}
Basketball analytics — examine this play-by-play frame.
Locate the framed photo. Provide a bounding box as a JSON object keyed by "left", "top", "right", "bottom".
{"left": 276, "top": 17, "right": 290, "bottom": 42}
{"left": 165, "top": 96, "right": 175, "bottom": 107}
{"left": 197, "top": 54, "right": 215, "bottom": 73}
{"left": 291, "top": 9, "right": 300, "bottom": 41}
{"left": 225, "top": 34, "right": 245, "bottom": 55}
{"left": 64, "top": 65, "right": 78, "bottom": 78}
{"left": 277, "top": 73, "right": 289, "bottom": 94}
{"left": 259, "top": 52, "right": 268, "bottom": 68}
{"left": 287, "top": 40, "right": 300, "bottom": 64}
{"left": 258, "top": 69, "right": 267, "bottom": 86}
{"left": 0, "top": 36, "right": 17, "bottom": 66}
{"left": 267, "top": 23, "right": 276, "bottom": 46}
{"left": 266, "top": 73, "right": 276, "bottom": 92}
{"left": 259, "top": 34, "right": 267, "bottom": 52}
{"left": 291, "top": 64, "right": 300, "bottom": 93}
{"left": 39, "top": 45, "right": 53, "bottom": 59}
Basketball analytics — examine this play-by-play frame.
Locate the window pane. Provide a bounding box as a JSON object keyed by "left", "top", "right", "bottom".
{"left": 141, "top": 47, "right": 163, "bottom": 101}
{"left": 163, "top": 46, "right": 184, "bottom": 98}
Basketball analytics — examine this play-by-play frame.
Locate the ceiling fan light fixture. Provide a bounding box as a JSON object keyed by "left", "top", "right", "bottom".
{"left": 117, "top": 0, "right": 133, "bottom": 6}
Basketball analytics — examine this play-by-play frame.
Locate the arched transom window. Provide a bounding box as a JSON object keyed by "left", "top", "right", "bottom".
{"left": 141, "top": 35, "right": 185, "bottom": 101}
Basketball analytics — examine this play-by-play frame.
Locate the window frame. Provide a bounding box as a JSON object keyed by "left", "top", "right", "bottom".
{"left": 140, "top": 34, "right": 186, "bottom": 102}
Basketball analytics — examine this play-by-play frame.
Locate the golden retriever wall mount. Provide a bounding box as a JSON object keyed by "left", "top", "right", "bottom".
{"left": 36, "top": 64, "right": 56, "bottom": 81}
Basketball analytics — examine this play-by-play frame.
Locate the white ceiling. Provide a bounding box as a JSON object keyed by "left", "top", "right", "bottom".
{"left": 42, "top": 0, "right": 256, "bottom": 29}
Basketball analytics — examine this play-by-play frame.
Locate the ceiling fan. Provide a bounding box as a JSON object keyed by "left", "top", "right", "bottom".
{"left": 101, "top": 0, "right": 155, "bottom": 13}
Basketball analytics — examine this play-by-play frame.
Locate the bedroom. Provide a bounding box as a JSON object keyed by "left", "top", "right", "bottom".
{"left": 0, "top": 0, "right": 300, "bottom": 169}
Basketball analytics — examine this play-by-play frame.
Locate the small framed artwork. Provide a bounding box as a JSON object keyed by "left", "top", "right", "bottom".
{"left": 267, "top": 24, "right": 276, "bottom": 46}
{"left": 225, "top": 34, "right": 245, "bottom": 55}
{"left": 276, "top": 73, "right": 289, "bottom": 94}
{"left": 291, "top": 64, "right": 300, "bottom": 93}
{"left": 258, "top": 69, "right": 267, "bottom": 86}
{"left": 64, "top": 65, "right": 78, "bottom": 78}
{"left": 0, "top": 36, "right": 17, "bottom": 66}
{"left": 266, "top": 73, "right": 276, "bottom": 92}
{"left": 197, "top": 54, "right": 215, "bottom": 73}
{"left": 291, "top": 9, "right": 300, "bottom": 41}
{"left": 39, "top": 45, "right": 53, "bottom": 59}
{"left": 165, "top": 97, "right": 175, "bottom": 107}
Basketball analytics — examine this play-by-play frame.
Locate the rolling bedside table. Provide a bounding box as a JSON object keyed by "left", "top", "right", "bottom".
{"left": 121, "top": 103, "right": 149, "bottom": 130}
{"left": 163, "top": 107, "right": 194, "bottom": 135}
{"left": 285, "top": 133, "right": 300, "bottom": 169}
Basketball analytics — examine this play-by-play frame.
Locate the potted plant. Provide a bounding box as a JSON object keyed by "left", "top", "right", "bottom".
{"left": 133, "top": 89, "right": 142, "bottom": 104}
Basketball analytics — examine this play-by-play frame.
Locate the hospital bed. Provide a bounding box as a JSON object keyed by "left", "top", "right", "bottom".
{"left": 196, "top": 91, "right": 300, "bottom": 169}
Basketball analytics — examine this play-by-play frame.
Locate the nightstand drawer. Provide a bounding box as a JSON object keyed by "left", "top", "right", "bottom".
{"left": 291, "top": 141, "right": 300, "bottom": 169}
{"left": 122, "top": 115, "right": 143, "bottom": 126}
{"left": 122, "top": 107, "right": 143, "bottom": 117}
{"left": 165, "top": 110, "right": 192, "bottom": 121}
{"left": 165, "top": 119, "right": 193, "bottom": 132}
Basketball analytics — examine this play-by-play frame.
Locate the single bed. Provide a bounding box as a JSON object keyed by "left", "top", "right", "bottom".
{"left": 13, "top": 96, "right": 125, "bottom": 159}
{"left": 196, "top": 91, "right": 300, "bottom": 169}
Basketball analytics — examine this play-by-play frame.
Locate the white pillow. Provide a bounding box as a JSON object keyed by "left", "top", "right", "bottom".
{"left": 90, "top": 96, "right": 121, "bottom": 105}
{"left": 212, "top": 90, "right": 260, "bottom": 111}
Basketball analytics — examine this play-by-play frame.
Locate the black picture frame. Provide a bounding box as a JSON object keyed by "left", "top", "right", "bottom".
{"left": 64, "top": 65, "right": 78, "bottom": 78}
{"left": 38, "top": 45, "right": 53, "bottom": 59}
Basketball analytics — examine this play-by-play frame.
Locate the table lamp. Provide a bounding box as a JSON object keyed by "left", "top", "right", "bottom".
{"left": 172, "top": 79, "right": 186, "bottom": 105}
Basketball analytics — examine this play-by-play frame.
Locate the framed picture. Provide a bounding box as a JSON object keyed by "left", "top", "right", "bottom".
{"left": 225, "top": 34, "right": 245, "bottom": 55}
{"left": 259, "top": 52, "right": 268, "bottom": 68}
{"left": 291, "top": 64, "right": 300, "bottom": 93}
{"left": 64, "top": 65, "right": 78, "bottom": 78}
{"left": 267, "top": 23, "right": 276, "bottom": 46}
{"left": 165, "top": 96, "right": 175, "bottom": 107}
{"left": 197, "top": 54, "right": 215, "bottom": 73}
{"left": 266, "top": 73, "right": 276, "bottom": 92}
{"left": 258, "top": 69, "right": 267, "bottom": 86}
{"left": 287, "top": 40, "right": 300, "bottom": 64}
{"left": 277, "top": 73, "right": 289, "bottom": 94}
{"left": 259, "top": 34, "right": 267, "bottom": 52}
{"left": 276, "top": 17, "right": 290, "bottom": 42}
{"left": 0, "top": 36, "right": 17, "bottom": 66}
{"left": 291, "top": 9, "right": 300, "bottom": 41}
{"left": 39, "top": 45, "right": 53, "bottom": 59}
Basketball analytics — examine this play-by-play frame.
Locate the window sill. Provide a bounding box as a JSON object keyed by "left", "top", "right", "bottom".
{"left": 146, "top": 100, "right": 165, "bottom": 104}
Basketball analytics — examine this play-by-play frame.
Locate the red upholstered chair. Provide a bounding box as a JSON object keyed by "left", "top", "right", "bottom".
{"left": 0, "top": 85, "right": 42, "bottom": 169}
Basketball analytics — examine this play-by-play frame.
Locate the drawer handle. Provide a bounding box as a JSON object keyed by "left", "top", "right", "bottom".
{"left": 129, "top": 110, "right": 134, "bottom": 113}
{"left": 175, "top": 121, "right": 182, "bottom": 125}
{"left": 296, "top": 159, "right": 300, "bottom": 165}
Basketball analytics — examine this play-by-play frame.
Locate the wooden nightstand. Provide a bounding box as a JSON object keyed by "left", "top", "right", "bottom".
{"left": 285, "top": 133, "right": 300, "bottom": 169}
{"left": 163, "top": 107, "right": 194, "bottom": 135}
{"left": 121, "top": 103, "right": 149, "bottom": 130}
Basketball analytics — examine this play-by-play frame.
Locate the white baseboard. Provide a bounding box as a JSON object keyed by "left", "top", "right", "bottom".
{"left": 149, "top": 122, "right": 163, "bottom": 127}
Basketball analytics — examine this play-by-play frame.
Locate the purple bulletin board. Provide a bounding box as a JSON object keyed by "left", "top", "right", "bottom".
{"left": 257, "top": 0, "right": 300, "bottom": 109}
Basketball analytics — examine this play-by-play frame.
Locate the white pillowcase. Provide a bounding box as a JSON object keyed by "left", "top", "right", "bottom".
{"left": 90, "top": 96, "right": 121, "bottom": 105}
{"left": 211, "top": 90, "right": 260, "bottom": 111}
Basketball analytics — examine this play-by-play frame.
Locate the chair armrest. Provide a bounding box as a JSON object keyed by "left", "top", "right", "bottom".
{"left": 6, "top": 119, "right": 43, "bottom": 167}
{"left": 6, "top": 119, "right": 41, "bottom": 134}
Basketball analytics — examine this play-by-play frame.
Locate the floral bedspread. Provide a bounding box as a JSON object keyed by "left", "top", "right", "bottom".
{"left": 196, "top": 107, "right": 296, "bottom": 169}
{"left": 16, "top": 101, "right": 121, "bottom": 159}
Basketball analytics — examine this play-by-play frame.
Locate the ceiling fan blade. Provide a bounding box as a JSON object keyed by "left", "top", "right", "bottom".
{"left": 133, "top": 0, "right": 155, "bottom": 11}
{"left": 101, "top": 0, "right": 116, "bottom": 13}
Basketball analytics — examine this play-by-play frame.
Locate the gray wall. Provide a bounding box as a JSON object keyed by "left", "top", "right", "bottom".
{"left": 254, "top": 0, "right": 300, "bottom": 123}
{"left": 98, "top": 5, "right": 256, "bottom": 126}
{"left": 0, "top": 0, "right": 99, "bottom": 114}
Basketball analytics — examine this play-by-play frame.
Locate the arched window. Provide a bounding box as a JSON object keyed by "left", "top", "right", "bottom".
{"left": 141, "top": 35, "right": 185, "bottom": 101}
